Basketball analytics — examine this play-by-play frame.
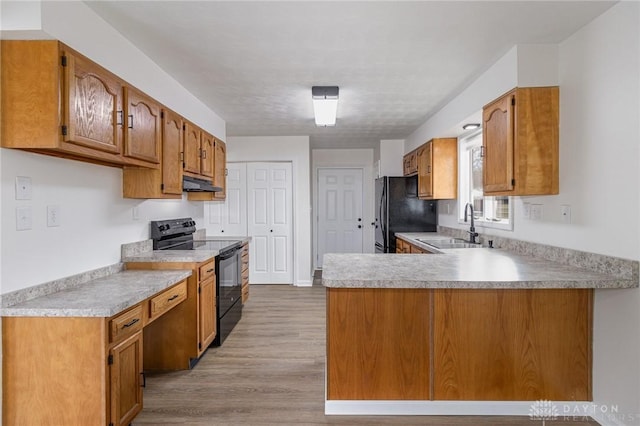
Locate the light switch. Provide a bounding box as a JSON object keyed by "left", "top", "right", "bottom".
{"left": 16, "top": 206, "right": 32, "bottom": 231}
{"left": 15, "top": 176, "right": 32, "bottom": 200}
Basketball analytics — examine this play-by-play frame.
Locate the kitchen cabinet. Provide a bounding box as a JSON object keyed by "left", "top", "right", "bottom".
{"left": 2, "top": 278, "right": 187, "bottom": 425}
{"left": 128, "top": 258, "right": 217, "bottom": 369}
{"left": 482, "top": 87, "right": 559, "bottom": 196}
{"left": 183, "top": 121, "right": 202, "bottom": 175}
{"left": 188, "top": 137, "right": 227, "bottom": 201}
{"left": 110, "top": 331, "right": 144, "bottom": 426}
{"left": 123, "top": 86, "right": 161, "bottom": 165}
{"left": 199, "top": 276, "right": 217, "bottom": 349}
{"left": 241, "top": 242, "right": 250, "bottom": 303}
{"left": 123, "top": 108, "right": 184, "bottom": 199}
{"left": 403, "top": 149, "right": 418, "bottom": 176}
{"left": 417, "top": 138, "right": 457, "bottom": 200}
{"left": 327, "top": 287, "right": 592, "bottom": 401}
{"left": 200, "top": 132, "right": 215, "bottom": 178}
{"left": 213, "top": 138, "right": 227, "bottom": 200}
{"left": 396, "top": 237, "right": 431, "bottom": 254}
{"left": 1, "top": 40, "right": 158, "bottom": 168}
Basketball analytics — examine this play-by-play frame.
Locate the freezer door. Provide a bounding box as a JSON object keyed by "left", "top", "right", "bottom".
{"left": 374, "top": 177, "right": 387, "bottom": 250}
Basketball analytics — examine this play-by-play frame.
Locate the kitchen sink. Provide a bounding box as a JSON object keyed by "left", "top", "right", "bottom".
{"left": 415, "top": 238, "right": 483, "bottom": 249}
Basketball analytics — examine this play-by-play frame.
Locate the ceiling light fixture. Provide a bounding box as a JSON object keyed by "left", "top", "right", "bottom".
{"left": 462, "top": 123, "right": 481, "bottom": 130}
{"left": 312, "top": 86, "right": 339, "bottom": 127}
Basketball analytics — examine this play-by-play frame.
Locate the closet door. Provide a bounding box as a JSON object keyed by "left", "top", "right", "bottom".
{"left": 247, "top": 163, "right": 293, "bottom": 284}
{"left": 208, "top": 163, "right": 247, "bottom": 236}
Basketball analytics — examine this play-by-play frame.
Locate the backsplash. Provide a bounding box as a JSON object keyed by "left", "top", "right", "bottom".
{"left": 438, "top": 226, "right": 638, "bottom": 282}
{"left": 1, "top": 263, "right": 124, "bottom": 308}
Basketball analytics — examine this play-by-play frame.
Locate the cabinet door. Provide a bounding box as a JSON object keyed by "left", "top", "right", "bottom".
{"left": 483, "top": 91, "right": 514, "bottom": 193}
{"left": 213, "top": 139, "right": 227, "bottom": 199}
{"left": 198, "top": 276, "right": 217, "bottom": 353}
{"left": 183, "top": 122, "right": 201, "bottom": 174}
{"left": 417, "top": 143, "right": 432, "bottom": 198}
{"left": 162, "top": 109, "right": 184, "bottom": 195}
{"left": 123, "top": 87, "right": 161, "bottom": 164}
{"left": 110, "top": 332, "right": 143, "bottom": 426}
{"left": 200, "top": 132, "right": 215, "bottom": 178}
{"left": 63, "top": 51, "right": 122, "bottom": 154}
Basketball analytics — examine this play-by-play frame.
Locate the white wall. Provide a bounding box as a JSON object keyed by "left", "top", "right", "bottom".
{"left": 379, "top": 140, "right": 405, "bottom": 177}
{"left": 219, "top": 136, "right": 312, "bottom": 286}
{"left": 407, "top": 3, "right": 639, "bottom": 424}
{"left": 0, "top": 0, "right": 225, "bottom": 293}
{"left": 311, "top": 149, "right": 375, "bottom": 268}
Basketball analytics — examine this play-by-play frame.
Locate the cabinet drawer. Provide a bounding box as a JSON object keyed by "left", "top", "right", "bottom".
{"left": 110, "top": 304, "right": 143, "bottom": 343}
{"left": 149, "top": 280, "right": 187, "bottom": 321}
{"left": 199, "top": 260, "right": 215, "bottom": 282}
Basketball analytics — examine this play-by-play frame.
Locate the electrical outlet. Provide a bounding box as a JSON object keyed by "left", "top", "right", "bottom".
{"left": 47, "top": 205, "right": 61, "bottom": 227}
{"left": 561, "top": 205, "right": 571, "bottom": 224}
{"left": 15, "top": 176, "right": 32, "bottom": 200}
{"left": 16, "top": 206, "right": 32, "bottom": 231}
{"left": 132, "top": 206, "right": 140, "bottom": 221}
{"left": 522, "top": 202, "right": 531, "bottom": 219}
{"left": 531, "top": 204, "right": 544, "bottom": 221}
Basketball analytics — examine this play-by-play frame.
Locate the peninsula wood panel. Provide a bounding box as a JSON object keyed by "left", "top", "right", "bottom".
{"left": 432, "top": 288, "right": 592, "bottom": 401}
{"left": 326, "top": 287, "right": 431, "bottom": 400}
{"left": 2, "top": 317, "right": 108, "bottom": 425}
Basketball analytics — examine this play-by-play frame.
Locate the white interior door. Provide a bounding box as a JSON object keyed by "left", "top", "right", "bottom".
{"left": 317, "top": 168, "right": 364, "bottom": 267}
{"left": 208, "top": 163, "right": 247, "bottom": 236}
{"left": 247, "top": 162, "right": 293, "bottom": 284}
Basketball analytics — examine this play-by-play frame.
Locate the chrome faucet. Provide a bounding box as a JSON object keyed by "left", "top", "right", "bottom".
{"left": 464, "top": 203, "right": 479, "bottom": 244}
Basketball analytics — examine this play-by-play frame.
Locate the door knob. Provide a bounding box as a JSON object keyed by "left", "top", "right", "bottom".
{"left": 270, "top": 230, "right": 273, "bottom": 233}
{"left": 357, "top": 218, "right": 362, "bottom": 222}
{"left": 358, "top": 225, "right": 362, "bottom": 229}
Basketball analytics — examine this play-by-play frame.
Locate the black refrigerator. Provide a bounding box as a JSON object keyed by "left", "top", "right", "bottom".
{"left": 375, "top": 176, "right": 437, "bottom": 253}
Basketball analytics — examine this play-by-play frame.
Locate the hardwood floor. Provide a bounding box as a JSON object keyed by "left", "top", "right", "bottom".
{"left": 135, "top": 284, "right": 599, "bottom": 425}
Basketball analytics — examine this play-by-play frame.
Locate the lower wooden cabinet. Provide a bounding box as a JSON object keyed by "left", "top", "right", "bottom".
{"left": 241, "top": 242, "right": 250, "bottom": 303}
{"left": 2, "top": 279, "right": 187, "bottom": 425}
{"left": 396, "top": 237, "right": 429, "bottom": 254}
{"left": 110, "top": 331, "right": 144, "bottom": 426}
{"left": 326, "top": 287, "right": 593, "bottom": 401}
{"left": 128, "top": 258, "right": 217, "bottom": 369}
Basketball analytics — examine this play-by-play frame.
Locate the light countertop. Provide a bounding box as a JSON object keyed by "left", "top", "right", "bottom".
{"left": 322, "top": 233, "right": 635, "bottom": 289}
{"left": 1, "top": 269, "right": 192, "bottom": 317}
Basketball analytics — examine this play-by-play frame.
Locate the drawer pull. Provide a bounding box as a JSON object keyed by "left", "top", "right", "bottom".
{"left": 206, "top": 268, "right": 214, "bottom": 273}
{"left": 168, "top": 294, "right": 180, "bottom": 302}
{"left": 122, "top": 318, "right": 140, "bottom": 329}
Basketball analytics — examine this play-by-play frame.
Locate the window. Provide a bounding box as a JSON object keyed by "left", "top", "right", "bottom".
{"left": 458, "top": 129, "right": 512, "bottom": 230}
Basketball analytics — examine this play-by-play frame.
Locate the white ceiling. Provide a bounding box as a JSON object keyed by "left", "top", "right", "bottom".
{"left": 86, "top": 1, "right": 615, "bottom": 149}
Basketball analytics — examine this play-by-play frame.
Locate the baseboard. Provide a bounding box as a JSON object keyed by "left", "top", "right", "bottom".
{"left": 325, "top": 400, "right": 598, "bottom": 419}
{"left": 295, "top": 279, "right": 313, "bottom": 287}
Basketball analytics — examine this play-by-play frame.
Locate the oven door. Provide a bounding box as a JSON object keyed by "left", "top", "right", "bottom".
{"left": 217, "top": 247, "right": 241, "bottom": 317}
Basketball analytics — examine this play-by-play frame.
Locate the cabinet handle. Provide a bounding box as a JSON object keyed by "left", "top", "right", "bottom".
{"left": 480, "top": 146, "right": 485, "bottom": 157}
{"left": 198, "top": 148, "right": 202, "bottom": 158}
{"left": 116, "top": 111, "right": 123, "bottom": 126}
{"left": 427, "top": 165, "right": 431, "bottom": 174}
{"left": 128, "top": 114, "right": 134, "bottom": 129}
{"left": 202, "top": 149, "right": 207, "bottom": 159}
{"left": 141, "top": 372, "right": 146, "bottom": 388}
{"left": 168, "top": 294, "right": 180, "bottom": 302}
{"left": 206, "top": 268, "right": 214, "bottom": 273}
{"left": 122, "top": 318, "right": 139, "bottom": 328}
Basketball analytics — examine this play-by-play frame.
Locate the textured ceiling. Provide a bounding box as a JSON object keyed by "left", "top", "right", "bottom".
{"left": 86, "top": 1, "right": 615, "bottom": 149}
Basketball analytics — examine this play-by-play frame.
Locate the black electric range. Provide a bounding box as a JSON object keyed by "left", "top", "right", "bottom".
{"left": 150, "top": 218, "right": 243, "bottom": 348}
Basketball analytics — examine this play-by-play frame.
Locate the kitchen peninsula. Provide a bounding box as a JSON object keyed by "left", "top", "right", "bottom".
{"left": 322, "top": 233, "right": 637, "bottom": 416}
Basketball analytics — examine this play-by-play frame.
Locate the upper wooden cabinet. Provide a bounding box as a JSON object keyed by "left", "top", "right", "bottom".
{"left": 123, "top": 87, "right": 161, "bottom": 165}
{"left": 1, "top": 40, "right": 157, "bottom": 168}
{"left": 122, "top": 109, "right": 184, "bottom": 199}
{"left": 200, "top": 132, "right": 215, "bottom": 178}
{"left": 417, "top": 138, "right": 457, "bottom": 200}
{"left": 213, "top": 139, "right": 227, "bottom": 200}
{"left": 64, "top": 49, "right": 123, "bottom": 156}
{"left": 483, "top": 87, "right": 559, "bottom": 196}
{"left": 183, "top": 121, "right": 202, "bottom": 176}
{"left": 403, "top": 149, "right": 418, "bottom": 176}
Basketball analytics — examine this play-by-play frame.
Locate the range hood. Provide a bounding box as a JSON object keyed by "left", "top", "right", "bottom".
{"left": 182, "top": 176, "right": 222, "bottom": 192}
